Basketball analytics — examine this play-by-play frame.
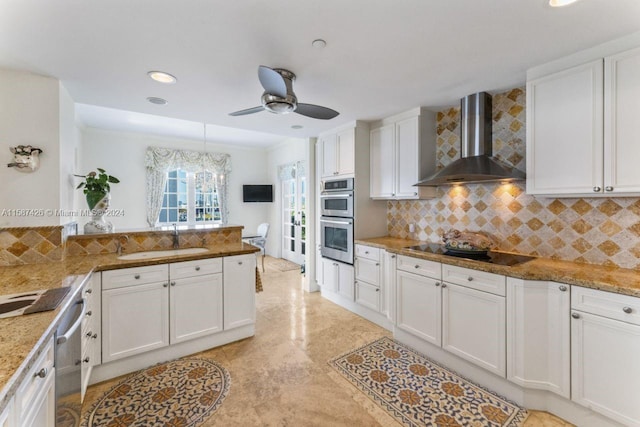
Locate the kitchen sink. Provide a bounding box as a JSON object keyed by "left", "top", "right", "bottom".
{"left": 117, "top": 247, "right": 209, "bottom": 260}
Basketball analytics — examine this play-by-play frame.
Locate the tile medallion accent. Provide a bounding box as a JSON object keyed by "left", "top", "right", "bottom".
{"left": 83, "top": 358, "right": 230, "bottom": 427}
{"left": 389, "top": 87, "right": 640, "bottom": 270}
{"left": 330, "top": 337, "right": 527, "bottom": 427}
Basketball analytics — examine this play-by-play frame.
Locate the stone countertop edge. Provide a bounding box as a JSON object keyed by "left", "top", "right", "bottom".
{"left": 355, "top": 237, "right": 640, "bottom": 298}
{"left": 0, "top": 243, "right": 260, "bottom": 413}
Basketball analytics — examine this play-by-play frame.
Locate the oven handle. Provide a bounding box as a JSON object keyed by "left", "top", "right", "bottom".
{"left": 56, "top": 298, "right": 86, "bottom": 345}
{"left": 320, "top": 194, "right": 352, "bottom": 198}
{"left": 320, "top": 218, "right": 353, "bottom": 225}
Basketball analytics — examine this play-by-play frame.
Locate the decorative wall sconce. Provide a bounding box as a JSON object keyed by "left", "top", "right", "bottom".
{"left": 7, "top": 145, "right": 43, "bottom": 172}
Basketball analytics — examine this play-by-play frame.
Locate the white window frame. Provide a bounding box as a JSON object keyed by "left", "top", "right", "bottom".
{"left": 158, "top": 168, "right": 221, "bottom": 225}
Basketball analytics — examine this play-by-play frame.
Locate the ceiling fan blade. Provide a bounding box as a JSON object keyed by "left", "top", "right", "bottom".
{"left": 229, "top": 106, "right": 265, "bottom": 116}
{"left": 258, "top": 65, "right": 287, "bottom": 98}
{"left": 295, "top": 103, "right": 340, "bottom": 120}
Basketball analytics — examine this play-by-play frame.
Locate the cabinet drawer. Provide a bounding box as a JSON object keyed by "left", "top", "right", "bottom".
{"left": 102, "top": 264, "right": 168, "bottom": 290}
{"left": 572, "top": 286, "right": 640, "bottom": 325}
{"left": 397, "top": 255, "right": 440, "bottom": 279}
{"left": 442, "top": 265, "right": 505, "bottom": 296}
{"left": 15, "top": 337, "right": 54, "bottom": 418}
{"left": 356, "top": 281, "right": 381, "bottom": 312}
{"left": 170, "top": 258, "right": 223, "bottom": 279}
{"left": 355, "top": 257, "right": 380, "bottom": 287}
{"left": 355, "top": 245, "right": 380, "bottom": 261}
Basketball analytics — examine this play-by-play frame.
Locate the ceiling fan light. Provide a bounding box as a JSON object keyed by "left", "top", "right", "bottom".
{"left": 549, "top": 0, "right": 581, "bottom": 7}
{"left": 264, "top": 101, "right": 295, "bottom": 114}
{"left": 147, "top": 71, "right": 177, "bottom": 84}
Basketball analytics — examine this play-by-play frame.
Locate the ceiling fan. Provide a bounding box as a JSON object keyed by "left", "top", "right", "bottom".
{"left": 229, "top": 66, "right": 339, "bottom": 120}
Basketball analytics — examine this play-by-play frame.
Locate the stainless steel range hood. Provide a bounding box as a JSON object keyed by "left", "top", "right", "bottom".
{"left": 415, "top": 92, "right": 525, "bottom": 186}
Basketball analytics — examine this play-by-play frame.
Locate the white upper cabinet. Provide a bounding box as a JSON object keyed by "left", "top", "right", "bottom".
{"left": 527, "top": 45, "right": 640, "bottom": 196}
{"left": 319, "top": 128, "right": 354, "bottom": 178}
{"left": 370, "top": 108, "right": 436, "bottom": 200}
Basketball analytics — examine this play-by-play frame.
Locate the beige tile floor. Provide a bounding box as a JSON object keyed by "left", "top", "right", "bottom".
{"left": 83, "top": 256, "right": 573, "bottom": 426}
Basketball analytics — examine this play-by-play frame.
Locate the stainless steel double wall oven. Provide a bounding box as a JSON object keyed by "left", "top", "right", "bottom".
{"left": 320, "top": 178, "right": 354, "bottom": 264}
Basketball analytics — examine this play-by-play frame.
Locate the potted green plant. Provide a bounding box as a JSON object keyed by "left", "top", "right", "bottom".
{"left": 75, "top": 168, "right": 120, "bottom": 210}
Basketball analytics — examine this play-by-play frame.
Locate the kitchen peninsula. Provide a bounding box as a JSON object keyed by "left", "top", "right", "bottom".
{"left": 0, "top": 224, "right": 259, "bottom": 425}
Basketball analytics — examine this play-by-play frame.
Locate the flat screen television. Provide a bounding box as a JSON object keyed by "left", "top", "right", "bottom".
{"left": 243, "top": 184, "right": 273, "bottom": 202}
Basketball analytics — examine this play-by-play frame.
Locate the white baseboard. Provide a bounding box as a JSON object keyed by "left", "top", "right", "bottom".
{"left": 90, "top": 325, "right": 254, "bottom": 385}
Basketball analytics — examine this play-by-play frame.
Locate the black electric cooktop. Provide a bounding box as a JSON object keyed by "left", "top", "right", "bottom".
{"left": 403, "top": 244, "right": 536, "bottom": 267}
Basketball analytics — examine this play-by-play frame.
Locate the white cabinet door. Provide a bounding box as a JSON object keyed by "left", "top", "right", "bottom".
{"left": 336, "top": 128, "right": 355, "bottom": 177}
{"left": 355, "top": 257, "right": 380, "bottom": 286}
{"left": 223, "top": 254, "right": 256, "bottom": 330}
{"left": 526, "top": 59, "right": 604, "bottom": 195}
{"left": 20, "top": 370, "right": 54, "bottom": 427}
{"left": 396, "top": 270, "right": 442, "bottom": 346}
{"left": 170, "top": 273, "right": 223, "bottom": 344}
{"left": 571, "top": 310, "right": 640, "bottom": 426}
{"left": 370, "top": 124, "right": 395, "bottom": 198}
{"left": 321, "top": 258, "right": 338, "bottom": 293}
{"left": 506, "top": 279, "right": 570, "bottom": 398}
{"left": 102, "top": 282, "right": 169, "bottom": 362}
{"left": 395, "top": 116, "right": 420, "bottom": 198}
{"left": 337, "top": 262, "right": 354, "bottom": 301}
{"left": 443, "top": 283, "right": 506, "bottom": 377}
{"left": 320, "top": 134, "right": 337, "bottom": 178}
{"left": 604, "top": 46, "right": 640, "bottom": 194}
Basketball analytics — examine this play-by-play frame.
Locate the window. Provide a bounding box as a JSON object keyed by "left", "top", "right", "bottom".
{"left": 158, "top": 169, "right": 221, "bottom": 224}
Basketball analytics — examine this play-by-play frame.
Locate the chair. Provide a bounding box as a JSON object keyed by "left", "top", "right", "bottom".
{"left": 244, "top": 223, "right": 269, "bottom": 272}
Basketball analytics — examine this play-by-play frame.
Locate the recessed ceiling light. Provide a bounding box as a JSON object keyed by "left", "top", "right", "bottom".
{"left": 291, "top": 125, "right": 304, "bottom": 129}
{"left": 147, "top": 71, "right": 177, "bottom": 84}
{"left": 549, "top": 0, "right": 581, "bottom": 7}
{"left": 147, "top": 96, "right": 168, "bottom": 105}
{"left": 311, "top": 39, "right": 327, "bottom": 49}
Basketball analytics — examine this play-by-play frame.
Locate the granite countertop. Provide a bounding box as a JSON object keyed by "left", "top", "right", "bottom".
{"left": 356, "top": 236, "right": 640, "bottom": 298}
{"left": 0, "top": 242, "right": 260, "bottom": 412}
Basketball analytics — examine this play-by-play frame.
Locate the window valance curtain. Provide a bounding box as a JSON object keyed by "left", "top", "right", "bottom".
{"left": 145, "top": 147, "right": 232, "bottom": 226}
{"left": 278, "top": 161, "right": 306, "bottom": 181}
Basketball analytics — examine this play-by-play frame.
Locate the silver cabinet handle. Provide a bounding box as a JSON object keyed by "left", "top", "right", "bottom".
{"left": 571, "top": 312, "right": 580, "bottom": 319}
{"left": 391, "top": 255, "right": 396, "bottom": 259}
{"left": 414, "top": 265, "right": 420, "bottom": 269}
{"left": 559, "top": 285, "right": 567, "bottom": 292}
{"left": 467, "top": 276, "right": 474, "bottom": 281}
{"left": 85, "top": 288, "right": 92, "bottom": 294}
{"left": 441, "top": 283, "right": 447, "bottom": 288}
{"left": 163, "top": 283, "right": 168, "bottom": 288}
{"left": 333, "top": 263, "right": 338, "bottom": 266}
{"left": 83, "top": 357, "right": 90, "bottom": 364}
{"left": 86, "top": 310, "right": 92, "bottom": 317}
{"left": 195, "top": 266, "right": 201, "bottom": 271}
{"left": 605, "top": 186, "right": 614, "bottom": 192}
{"left": 134, "top": 274, "right": 141, "bottom": 279}
{"left": 375, "top": 288, "right": 380, "bottom": 292}
{"left": 86, "top": 332, "right": 98, "bottom": 339}
{"left": 593, "top": 186, "right": 602, "bottom": 192}
{"left": 435, "top": 282, "right": 441, "bottom": 287}
{"left": 365, "top": 251, "right": 369, "bottom": 254}
{"left": 414, "top": 192, "right": 418, "bottom": 196}
{"left": 34, "top": 368, "right": 47, "bottom": 379}
{"left": 375, "top": 263, "right": 380, "bottom": 266}
{"left": 623, "top": 307, "right": 633, "bottom": 314}
{"left": 170, "top": 281, "right": 176, "bottom": 286}
{"left": 238, "top": 261, "right": 243, "bottom": 265}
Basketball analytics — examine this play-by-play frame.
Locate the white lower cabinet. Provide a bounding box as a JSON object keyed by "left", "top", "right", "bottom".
{"left": 396, "top": 269, "right": 441, "bottom": 346}
{"left": 355, "top": 244, "right": 382, "bottom": 312}
{"left": 16, "top": 337, "right": 55, "bottom": 427}
{"left": 355, "top": 281, "right": 380, "bottom": 311}
{"left": 321, "top": 257, "right": 354, "bottom": 300}
{"left": 102, "top": 257, "right": 230, "bottom": 363}
{"left": 506, "top": 279, "right": 570, "bottom": 398}
{"left": 223, "top": 254, "right": 256, "bottom": 330}
{"left": 571, "top": 287, "right": 640, "bottom": 426}
{"left": 442, "top": 282, "right": 506, "bottom": 377}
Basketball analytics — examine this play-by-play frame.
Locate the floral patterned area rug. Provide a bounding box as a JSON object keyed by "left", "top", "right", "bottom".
{"left": 329, "top": 337, "right": 528, "bottom": 427}
{"left": 83, "top": 358, "right": 230, "bottom": 427}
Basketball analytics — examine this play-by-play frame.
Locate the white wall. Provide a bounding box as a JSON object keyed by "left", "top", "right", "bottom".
{"left": 59, "top": 83, "right": 79, "bottom": 220}
{"left": 79, "top": 127, "right": 271, "bottom": 232}
{"left": 0, "top": 69, "right": 63, "bottom": 227}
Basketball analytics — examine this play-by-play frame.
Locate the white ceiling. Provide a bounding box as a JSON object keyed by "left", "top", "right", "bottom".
{"left": 1, "top": 0, "right": 639, "bottom": 147}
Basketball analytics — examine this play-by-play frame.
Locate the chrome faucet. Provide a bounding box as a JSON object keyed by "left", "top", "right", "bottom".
{"left": 116, "top": 235, "right": 129, "bottom": 255}
{"left": 172, "top": 223, "right": 179, "bottom": 249}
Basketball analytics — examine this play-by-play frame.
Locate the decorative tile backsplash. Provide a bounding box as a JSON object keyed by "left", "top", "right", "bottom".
{"left": 388, "top": 87, "right": 640, "bottom": 270}
{"left": 0, "top": 225, "right": 242, "bottom": 265}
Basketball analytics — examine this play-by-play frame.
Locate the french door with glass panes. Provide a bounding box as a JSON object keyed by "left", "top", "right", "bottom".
{"left": 282, "top": 167, "right": 306, "bottom": 265}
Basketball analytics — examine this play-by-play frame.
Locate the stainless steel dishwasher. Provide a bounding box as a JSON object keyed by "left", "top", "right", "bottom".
{"left": 55, "top": 293, "right": 85, "bottom": 426}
